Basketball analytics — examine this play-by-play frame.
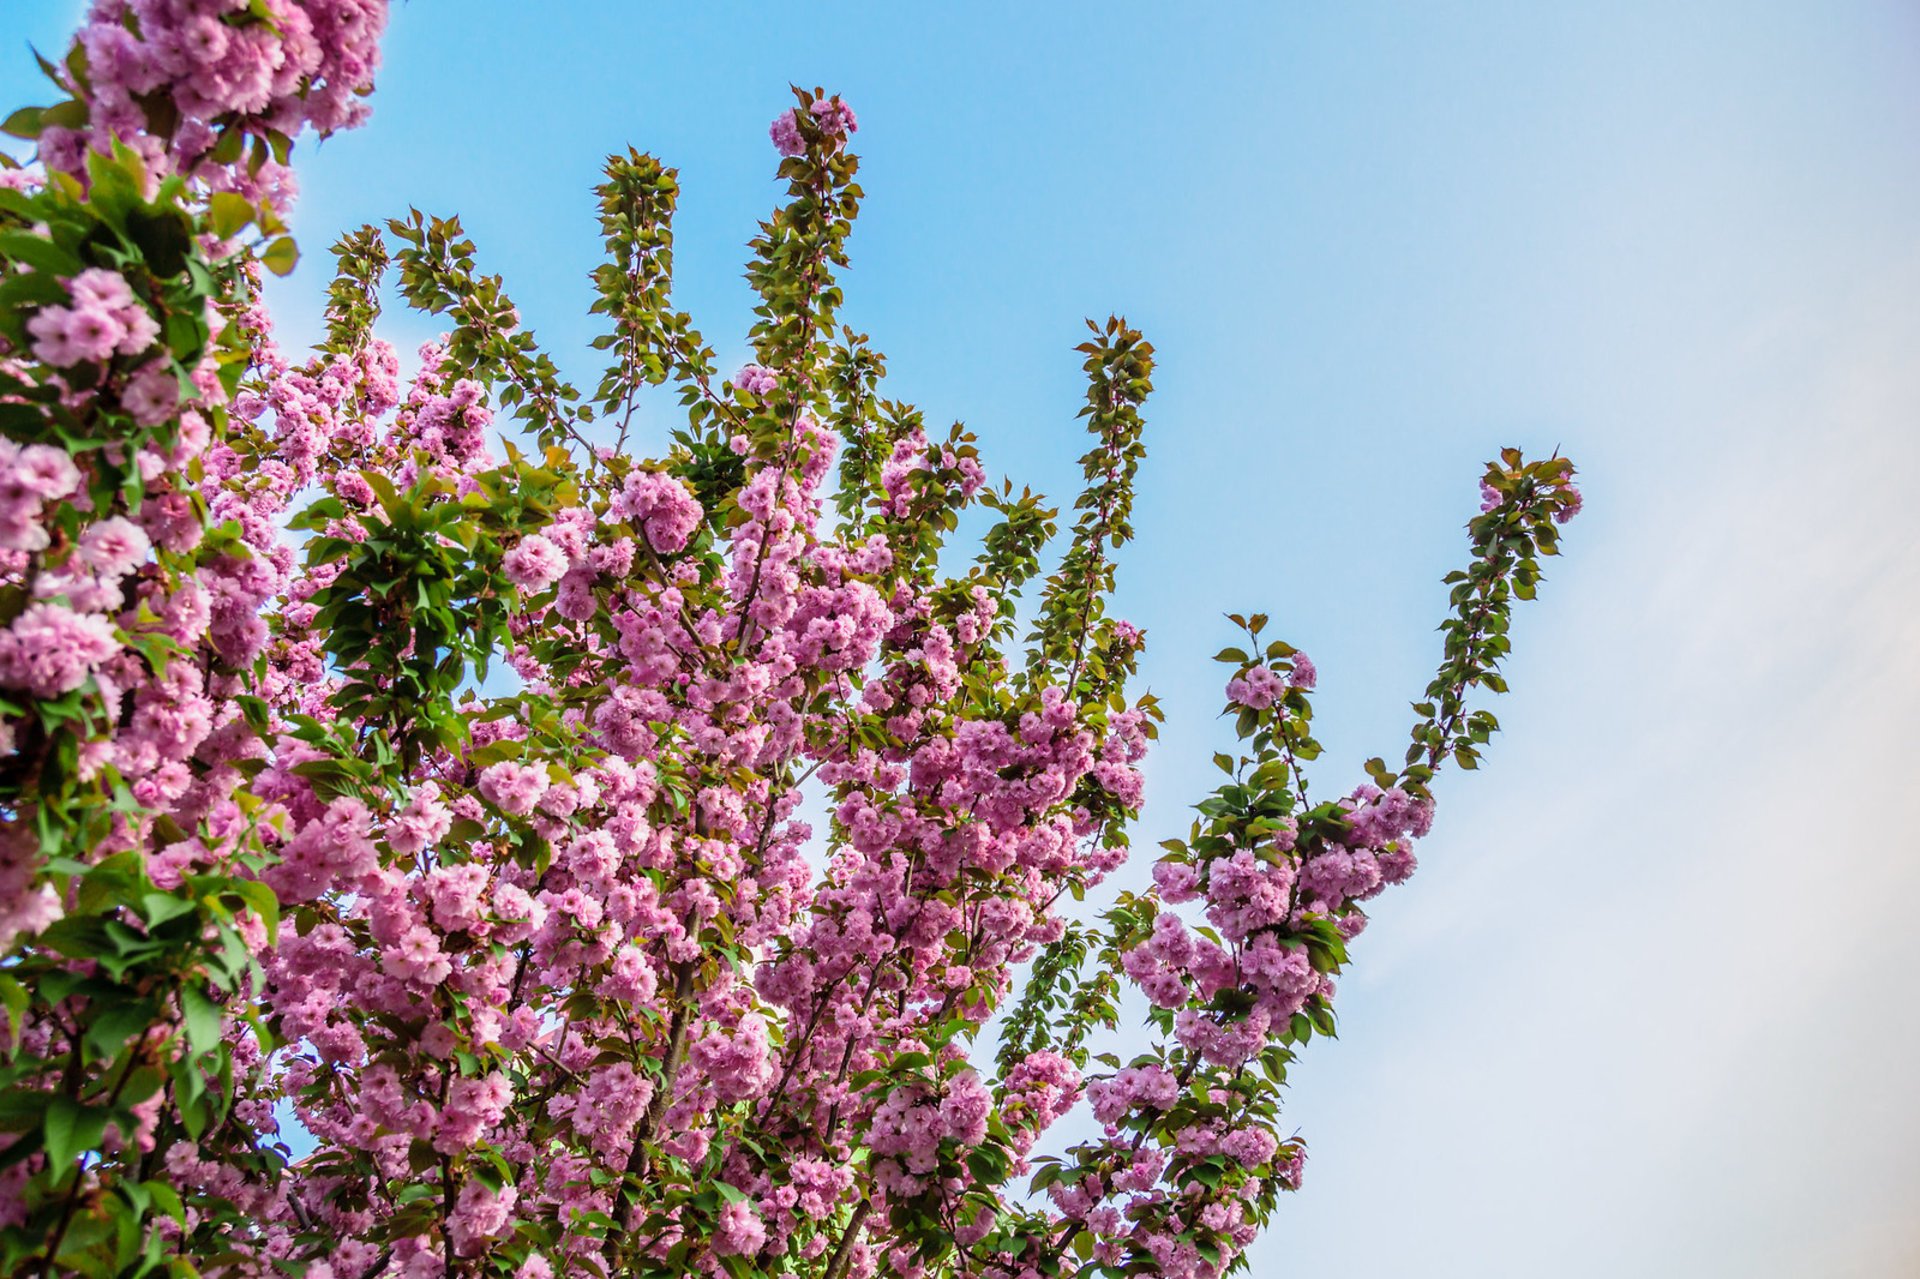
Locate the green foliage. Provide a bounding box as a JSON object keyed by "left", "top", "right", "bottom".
{"left": 321, "top": 224, "right": 390, "bottom": 354}
{"left": 1401, "top": 448, "right": 1579, "bottom": 798}
{"left": 1028, "top": 318, "right": 1154, "bottom": 694}
{"left": 387, "top": 210, "right": 586, "bottom": 456}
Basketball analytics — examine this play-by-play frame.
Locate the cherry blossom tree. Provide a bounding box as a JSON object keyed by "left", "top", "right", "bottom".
{"left": 0, "top": 5, "right": 1579, "bottom": 1276}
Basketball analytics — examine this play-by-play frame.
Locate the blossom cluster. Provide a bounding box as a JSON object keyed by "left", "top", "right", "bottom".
{"left": 37, "top": 0, "right": 388, "bottom": 208}
{"left": 0, "top": 16, "right": 1583, "bottom": 1279}
{"left": 770, "top": 93, "right": 859, "bottom": 157}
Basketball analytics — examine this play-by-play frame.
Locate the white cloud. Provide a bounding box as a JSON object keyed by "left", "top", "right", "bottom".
{"left": 1260, "top": 246, "right": 1920, "bottom": 1278}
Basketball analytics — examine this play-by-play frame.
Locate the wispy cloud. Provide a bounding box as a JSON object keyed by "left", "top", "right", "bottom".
{"left": 1266, "top": 248, "right": 1920, "bottom": 1278}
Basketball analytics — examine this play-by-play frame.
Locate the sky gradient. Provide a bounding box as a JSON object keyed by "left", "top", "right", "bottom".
{"left": 7, "top": 3, "right": 1918, "bottom": 1274}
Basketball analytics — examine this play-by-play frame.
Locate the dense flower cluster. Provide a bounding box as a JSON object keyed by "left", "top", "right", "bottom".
{"left": 0, "top": 17, "right": 1582, "bottom": 1279}
{"left": 770, "top": 94, "right": 859, "bottom": 158}
{"left": 36, "top": 0, "right": 387, "bottom": 208}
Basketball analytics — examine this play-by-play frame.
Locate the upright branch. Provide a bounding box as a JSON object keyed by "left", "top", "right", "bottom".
{"left": 1029, "top": 319, "right": 1154, "bottom": 698}
{"left": 1013, "top": 451, "right": 1582, "bottom": 1279}
{"left": 589, "top": 149, "right": 708, "bottom": 454}
{"left": 321, "top": 225, "right": 391, "bottom": 356}
{"left": 1400, "top": 448, "right": 1582, "bottom": 797}
{"left": 386, "top": 209, "right": 590, "bottom": 458}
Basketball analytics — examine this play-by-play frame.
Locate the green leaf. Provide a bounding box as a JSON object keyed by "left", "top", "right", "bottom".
{"left": 209, "top": 127, "right": 243, "bottom": 166}
{"left": 0, "top": 231, "right": 84, "bottom": 278}
{"left": 1, "top": 107, "right": 43, "bottom": 139}
{"left": 43, "top": 1095, "right": 107, "bottom": 1171}
{"left": 126, "top": 206, "right": 193, "bottom": 277}
{"left": 224, "top": 878, "right": 280, "bottom": 944}
{"left": 84, "top": 998, "right": 155, "bottom": 1060}
{"left": 0, "top": 975, "right": 26, "bottom": 1049}
{"left": 179, "top": 983, "right": 223, "bottom": 1054}
{"left": 965, "top": 1144, "right": 1012, "bottom": 1185}
{"left": 144, "top": 1180, "right": 184, "bottom": 1224}
{"left": 139, "top": 891, "right": 195, "bottom": 928}
{"left": 207, "top": 192, "right": 254, "bottom": 239}
{"left": 40, "top": 99, "right": 88, "bottom": 131}
{"left": 260, "top": 236, "right": 299, "bottom": 277}
{"left": 246, "top": 0, "right": 287, "bottom": 33}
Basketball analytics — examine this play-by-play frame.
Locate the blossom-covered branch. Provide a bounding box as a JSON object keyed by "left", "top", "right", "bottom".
{"left": 0, "top": 13, "right": 1582, "bottom": 1278}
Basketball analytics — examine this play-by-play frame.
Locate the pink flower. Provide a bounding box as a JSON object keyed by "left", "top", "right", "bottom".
{"left": 447, "top": 1178, "right": 517, "bottom": 1256}
{"left": 122, "top": 362, "right": 180, "bottom": 427}
{"left": 502, "top": 532, "right": 568, "bottom": 591}
{"left": 713, "top": 1199, "right": 766, "bottom": 1257}
{"left": 387, "top": 783, "right": 452, "bottom": 856}
{"left": 1087, "top": 1064, "right": 1180, "bottom": 1126}
{"left": 425, "top": 862, "right": 489, "bottom": 932}
{"left": 115, "top": 306, "right": 159, "bottom": 357}
{"left": 49, "top": 0, "right": 389, "bottom": 212}
{"left": 611, "top": 470, "right": 702, "bottom": 554}
{"left": 939, "top": 1070, "right": 992, "bottom": 1146}
{"left": 0, "top": 882, "right": 63, "bottom": 951}
{"left": 733, "top": 363, "right": 778, "bottom": 396}
{"left": 11, "top": 445, "right": 80, "bottom": 500}
{"left": 477, "top": 759, "right": 551, "bottom": 816}
{"left": 179, "top": 15, "right": 231, "bottom": 65}
{"left": 57, "top": 307, "right": 127, "bottom": 364}
{"left": 809, "top": 96, "right": 859, "bottom": 139}
{"left": 77, "top": 517, "right": 151, "bottom": 577}
{"left": 26, "top": 307, "right": 81, "bottom": 367}
{"left": 769, "top": 108, "right": 805, "bottom": 156}
{"left": 435, "top": 1072, "right": 511, "bottom": 1154}
{"left": 562, "top": 1061, "right": 654, "bottom": 1160}
{"left": 1152, "top": 859, "right": 1201, "bottom": 904}
{"left": 69, "top": 268, "right": 134, "bottom": 312}
{"left": 1205, "top": 848, "right": 1293, "bottom": 942}
{"left": 1226, "top": 663, "right": 1284, "bottom": 709}
{"left": 0, "top": 602, "right": 119, "bottom": 697}
{"left": 384, "top": 924, "right": 452, "bottom": 986}
{"left": 690, "top": 1012, "right": 775, "bottom": 1103}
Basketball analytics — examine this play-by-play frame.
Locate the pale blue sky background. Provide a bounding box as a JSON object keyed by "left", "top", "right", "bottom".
{"left": 9, "top": 3, "right": 1920, "bottom": 1275}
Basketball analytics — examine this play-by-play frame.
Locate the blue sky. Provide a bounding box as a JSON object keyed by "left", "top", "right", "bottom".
{"left": 8, "top": 2, "right": 1920, "bottom": 1274}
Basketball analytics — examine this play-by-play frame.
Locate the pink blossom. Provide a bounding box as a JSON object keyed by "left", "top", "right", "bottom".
{"left": 733, "top": 363, "right": 778, "bottom": 396}
{"left": 690, "top": 1011, "right": 775, "bottom": 1103}
{"left": 68, "top": 269, "right": 134, "bottom": 312}
{"left": 26, "top": 308, "right": 82, "bottom": 366}
{"left": 611, "top": 470, "right": 702, "bottom": 553}
{"left": 11, "top": 445, "right": 80, "bottom": 500}
{"left": 477, "top": 759, "right": 551, "bottom": 816}
{"left": 0, "top": 602, "right": 119, "bottom": 697}
{"left": 713, "top": 1199, "right": 766, "bottom": 1257}
{"left": 77, "top": 517, "right": 151, "bottom": 577}
{"left": 809, "top": 96, "right": 859, "bottom": 139}
{"left": 122, "top": 362, "right": 181, "bottom": 427}
{"left": 502, "top": 532, "right": 568, "bottom": 591}
{"left": 1226, "top": 663, "right": 1284, "bottom": 710}
{"left": 769, "top": 109, "right": 805, "bottom": 156}
{"left": 435, "top": 1072, "right": 511, "bottom": 1154}
{"left": 447, "top": 1178, "right": 517, "bottom": 1256}
{"left": 62, "top": 307, "right": 128, "bottom": 364}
